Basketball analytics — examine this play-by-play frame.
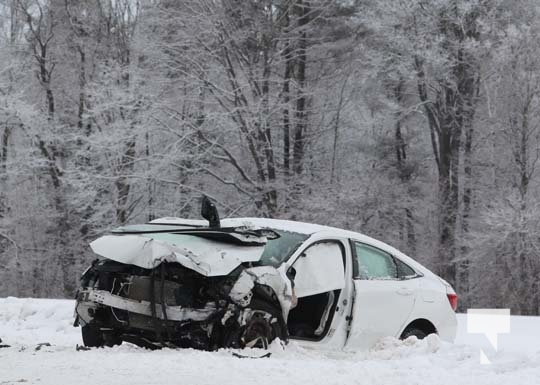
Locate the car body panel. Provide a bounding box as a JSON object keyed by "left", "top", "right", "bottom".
{"left": 398, "top": 274, "right": 458, "bottom": 341}
{"left": 231, "top": 266, "right": 295, "bottom": 320}
{"left": 77, "top": 289, "right": 216, "bottom": 322}
{"left": 278, "top": 233, "right": 355, "bottom": 350}
{"left": 90, "top": 233, "right": 266, "bottom": 277}
{"left": 291, "top": 242, "right": 346, "bottom": 298}
{"left": 345, "top": 278, "right": 419, "bottom": 350}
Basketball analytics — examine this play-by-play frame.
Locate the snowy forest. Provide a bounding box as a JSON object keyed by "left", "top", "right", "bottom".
{"left": 0, "top": 0, "right": 539, "bottom": 314}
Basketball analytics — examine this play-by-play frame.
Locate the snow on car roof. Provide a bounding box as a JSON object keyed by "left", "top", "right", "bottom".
{"left": 149, "top": 216, "right": 378, "bottom": 247}
{"left": 149, "top": 216, "right": 434, "bottom": 276}
{"left": 150, "top": 217, "right": 337, "bottom": 235}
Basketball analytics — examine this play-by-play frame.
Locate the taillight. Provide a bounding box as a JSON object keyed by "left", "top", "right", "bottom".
{"left": 447, "top": 293, "right": 458, "bottom": 311}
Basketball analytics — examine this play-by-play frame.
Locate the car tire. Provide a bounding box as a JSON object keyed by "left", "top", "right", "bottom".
{"left": 81, "top": 324, "right": 104, "bottom": 347}
{"left": 223, "top": 298, "right": 287, "bottom": 349}
{"left": 400, "top": 327, "right": 427, "bottom": 340}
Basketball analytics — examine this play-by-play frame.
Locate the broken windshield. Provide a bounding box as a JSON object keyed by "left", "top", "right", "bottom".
{"left": 259, "top": 230, "right": 309, "bottom": 267}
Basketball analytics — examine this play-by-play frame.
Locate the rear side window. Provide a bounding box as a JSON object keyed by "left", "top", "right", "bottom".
{"left": 353, "top": 242, "right": 397, "bottom": 280}
{"left": 395, "top": 258, "right": 417, "bottom": 279}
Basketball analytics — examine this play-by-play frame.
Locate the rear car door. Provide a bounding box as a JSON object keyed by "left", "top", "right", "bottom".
{"left": 345, "top": 241, "right": 418, "bottom": 350}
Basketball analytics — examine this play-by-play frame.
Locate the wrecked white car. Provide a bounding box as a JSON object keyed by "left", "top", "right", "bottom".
{"left": 74, "top": 199, "right": 299, "bottom": 350}
{"left": 74, "top": 198, "right": 457, "bottom": 351}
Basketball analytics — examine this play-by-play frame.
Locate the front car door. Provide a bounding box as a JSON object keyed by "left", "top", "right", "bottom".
{"left": 345, "top": 241, "right": 419, "bottom": 350}
{"left": 282, "top": 234, "right": 354, "bottom": 350}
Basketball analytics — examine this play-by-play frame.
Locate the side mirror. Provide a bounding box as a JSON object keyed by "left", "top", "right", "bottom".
{"left": 201, "top": 195, "right": 220, "bottom": 228}
{"left": 287, "top": 266, "right": 297, "bottom": 281}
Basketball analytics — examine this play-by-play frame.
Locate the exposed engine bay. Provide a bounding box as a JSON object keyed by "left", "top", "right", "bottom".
{"left": 74, "top": 259, "right": 290, "bottom": 350}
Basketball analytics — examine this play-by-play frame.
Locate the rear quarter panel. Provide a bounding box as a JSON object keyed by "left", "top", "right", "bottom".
{"left": 401, "top": 275, "right": 457, "bottom": 342}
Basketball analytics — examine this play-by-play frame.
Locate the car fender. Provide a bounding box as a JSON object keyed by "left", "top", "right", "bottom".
{"left": 232, "top": 266, "right": 294, "bottom": 321}
{"left": 399, "top": 280, "right": 457, "bottom": 342}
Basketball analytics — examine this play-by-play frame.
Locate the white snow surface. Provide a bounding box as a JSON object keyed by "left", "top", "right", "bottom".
{"left": 1, "top": 297, "right": 540, "bottom": 385}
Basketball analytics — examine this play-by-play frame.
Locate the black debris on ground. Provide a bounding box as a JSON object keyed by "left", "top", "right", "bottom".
{"left": 0, "top": 337, "right": 11, "bottom": 348}
{"left": 35, "top": 342, "right": 51, "bottom": 351}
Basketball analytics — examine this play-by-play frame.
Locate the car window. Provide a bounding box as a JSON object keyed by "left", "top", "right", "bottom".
{"left": 259, "top": 230, "right": 309, "bottom": 267}
{"left": 395, "top": 258, "right": 417, "bottom": 279}
{"left": 353, "top": 242, "right": 397, "bottom": 280}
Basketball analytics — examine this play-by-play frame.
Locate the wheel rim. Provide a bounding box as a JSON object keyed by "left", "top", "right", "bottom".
{"left": 242, "top": 315, "right": 272, "bottom": 348}
{"left": 228, "top": 311, "right": 275, "bottom": 349}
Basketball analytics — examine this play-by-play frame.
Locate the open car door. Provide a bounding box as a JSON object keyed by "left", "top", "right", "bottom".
{"left": 287, "top": 240, "right": 351, "bottom": 342}
{"left": 293, "top": 241, "right": 346, "bottom": 298}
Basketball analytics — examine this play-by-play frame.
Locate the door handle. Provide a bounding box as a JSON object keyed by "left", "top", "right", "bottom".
{"left": 396, "top": 288, "right": 414, "bottom": 296}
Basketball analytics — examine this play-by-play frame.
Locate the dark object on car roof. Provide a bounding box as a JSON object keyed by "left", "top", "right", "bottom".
{"left": 108, "top": 195, "right": 280, "bottom": 246}
{"left": 201, "top": 195, "right": 220, "bottom": 228}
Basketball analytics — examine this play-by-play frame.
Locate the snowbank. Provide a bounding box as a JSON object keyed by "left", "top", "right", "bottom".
{"left": 1, "top": 298, "right": 539, "bottom": 385}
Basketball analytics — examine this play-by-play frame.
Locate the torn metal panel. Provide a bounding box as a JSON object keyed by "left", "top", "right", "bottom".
{"left": 80, "top": 289, "right": 216, "bottom": 322}
{"left": 229, "top": 272, "right": 255, "bottom": 307}
{"left": 112, "top": 224, "right": 273, "bottom": 245}
{"left": 237, "top": 267, "right": 295, "bottom": 320}
{"left": 90, "top": 234, "right": 265, "bottom": 277}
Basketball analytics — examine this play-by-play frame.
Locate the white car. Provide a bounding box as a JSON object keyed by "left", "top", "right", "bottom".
{"left": 74, "top": 199, "right": 457, "bottom": 351}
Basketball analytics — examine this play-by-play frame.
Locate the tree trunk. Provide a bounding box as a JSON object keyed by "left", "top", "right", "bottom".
{"left": 1, "top": 124, "right": 11, "bottom": 177}
{"left": 116, "top": 139, "right": 136, "bottom": 224}
{"left": 331, "top": 76, "right": 348, "bottom": 183}
{"left": 282, "top": 10, "right": 292, "bottom": 176}
{"left": 394, "top": 80, "right": 417, "bottom": 255}
{"left": 413, "top": 5, "right": 480, "bottom": 287}
{"left": 459, "top": 119, "right": 473, "bottom": 298}
{"left": 261, "top": 40, "right": 277, "bottom": 215}
{"left": 292, "top": 0, "right": 309, "bottom": 176}
{"left": 77, "top": 46, "right": 87, "bottom": 133}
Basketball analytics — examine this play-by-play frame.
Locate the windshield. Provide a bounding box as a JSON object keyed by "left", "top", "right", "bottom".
{"left": 259, "top": 229, "right": 309, "bottom": 267}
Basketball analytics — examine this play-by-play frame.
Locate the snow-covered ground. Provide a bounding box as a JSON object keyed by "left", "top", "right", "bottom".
{"left": 1, "top": 298, "right": 539, "bottom": 385}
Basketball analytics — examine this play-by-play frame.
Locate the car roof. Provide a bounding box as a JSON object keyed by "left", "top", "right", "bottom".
{"left": 150, "top": 217, "right": 340, "bottom": 235}
{"left": 150, "top": 216, "right": 435, "bottom": 277}
{"left": 151, "top": 216, "right": 391, "bottom": 250}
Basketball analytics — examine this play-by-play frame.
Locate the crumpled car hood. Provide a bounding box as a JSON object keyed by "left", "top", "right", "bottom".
{"left": 90, "top": 232, "right": 266, "bottom": 277}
